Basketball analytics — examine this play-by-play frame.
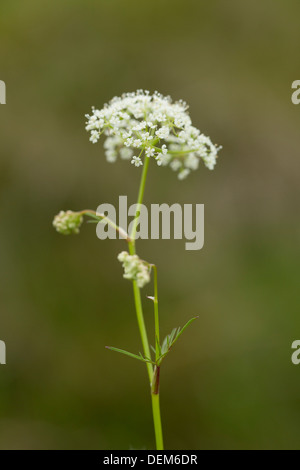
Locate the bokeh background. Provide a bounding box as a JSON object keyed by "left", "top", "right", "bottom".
{"left": 0, "top": 0, "right": 299, "bottom": 450}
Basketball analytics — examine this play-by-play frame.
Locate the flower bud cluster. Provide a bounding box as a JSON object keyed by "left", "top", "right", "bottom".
{"left": 53, "top": 211, "right": 83, "bottom": 235}
{"left": 117, "top": 251, "right": 150, "bottom": 288}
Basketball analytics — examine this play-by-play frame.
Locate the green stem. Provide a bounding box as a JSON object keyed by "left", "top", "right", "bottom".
{"left": 130, "top": 155, "right": 150, "bottom": 243}
{"left": 129, "top": 268, "right": 153, "bottom": 383}
{"left": 80, "top": 210, "right": 131, "bottom": 241}
{"left": 152, "top": 264, "right": 160, "bottom": 362}
{"left": 128, "top": 155, "right": 164, "bottom": 450}
{"left": 150, "top": 265, "right": 164, "bottom": 449}
{"left": 151, "top": 392, "right": 164, "bottom": 450}
{"left": 128, "top": 154, "right": 152, "bottom": 382}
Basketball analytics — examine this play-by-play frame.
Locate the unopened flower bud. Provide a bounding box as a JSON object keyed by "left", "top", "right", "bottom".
{"left": 53, "top": 210, "right": 83, "bottom": 235}
{"left": 118, "top": 251, "right": 150, "bottom": 288}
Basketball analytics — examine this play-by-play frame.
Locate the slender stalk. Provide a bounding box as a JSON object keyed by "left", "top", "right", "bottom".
{"left": 127, "top": 154, "right": 152, "bottom": 382}
{"left": 130, "top": 272, "right": 153, "bottom": 383}
{"left": 151, "top": 264, "right": 164, "bottom": 450}
{"left": 151, "top": 392, "right": 164, "bottom": 450}
{"left": 80, "top": 210, "right": 131, "bottom": 241}
{"left": 151, "top": 264, "right": 160, "bottom": 362}
{"left": 129, "top": 155, "right": 150, "bottom": 243}
{"left": 128, "top": 155, "right": 164, "bottom": 450}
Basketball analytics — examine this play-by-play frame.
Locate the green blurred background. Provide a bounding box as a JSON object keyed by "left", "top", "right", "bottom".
{"left": 0, "top": 0, "right": 299, "bottom": 450}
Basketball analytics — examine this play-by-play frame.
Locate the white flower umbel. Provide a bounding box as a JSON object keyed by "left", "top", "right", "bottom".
{"left": 118, "top": 251, "right": 150, "bottom": 288}
{"left": 53, "top": 210, "right": 83, "bottom": 235}
{"left": 85, "top": 90, "right": 222, "bottom": 179}
{"left": 131, "top": 156, "right": 143, "bottom": 167}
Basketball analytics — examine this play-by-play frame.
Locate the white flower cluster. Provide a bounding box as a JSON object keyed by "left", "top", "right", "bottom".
{"left": 53, "top": 210, "right": 83, "bottom": 235}
{"left": 117, "top": 251, "right": 150, "bottom": 288}
{"left": 85, "top": 90, "right": 221, "bottom": 179}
